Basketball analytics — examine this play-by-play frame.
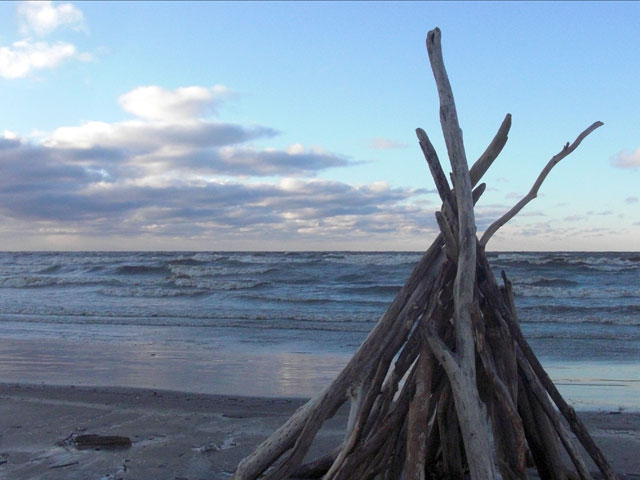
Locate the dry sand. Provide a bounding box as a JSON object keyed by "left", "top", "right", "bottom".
{"left": 0, "top": 382, "right": 638, "bottom": 480}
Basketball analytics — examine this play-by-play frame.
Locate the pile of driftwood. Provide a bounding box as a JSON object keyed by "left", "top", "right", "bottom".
{"left": 233, "top": 28, "right": 613, "bottom": 480}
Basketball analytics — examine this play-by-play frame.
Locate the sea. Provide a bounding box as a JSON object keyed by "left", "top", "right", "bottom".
{"left": 0, "top": 251, "right": 638, "bottom": 411}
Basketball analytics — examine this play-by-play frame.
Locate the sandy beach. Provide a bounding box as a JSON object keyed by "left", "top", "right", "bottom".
{"left": 0, "top": 383, "right": 638, "bottom": 480}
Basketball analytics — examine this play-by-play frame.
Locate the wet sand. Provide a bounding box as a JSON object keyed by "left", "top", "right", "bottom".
{"left": 1, "top": 383, "right": 639, "bottom": 480}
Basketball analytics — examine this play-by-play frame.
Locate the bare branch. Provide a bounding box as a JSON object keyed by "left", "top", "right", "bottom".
{"left": 480, "top": 121, "right": 603, "bottom": 246}
{"left": 416, "top": 127, "right": 455, "bottom": 208}
{"left": 470, "top": 113, "right": 512, "bottom": 187}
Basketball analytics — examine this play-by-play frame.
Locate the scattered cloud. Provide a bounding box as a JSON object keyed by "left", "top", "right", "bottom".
{"left": 611, "top": 148, "right": 640, "bottom": 169}
{"left": 625, "top": 196, "right": 638, "bottom": 204}
{"left": 36, "top": 85, "right": 350, "bottom": 179}
{"left": 44, "top": 118, "right": 276, "bottom": 152}
{"left": 0, "top": 39, "right": 77, "bottom": 78}
{"left": 369, "top": 137, "right": 407, "bottom": 150}
{"left": 118, "top": 85, "right": 232, "bottom": 121}
{"left": 1, "top": 1, "right": 89, "bottom": 79}
{"left": 18, "top": 1, "right": 86, "bottom": 37}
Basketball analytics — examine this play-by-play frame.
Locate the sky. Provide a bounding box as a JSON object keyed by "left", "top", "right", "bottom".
{"left": 0, "top": 1, "right": 639, "bottom": 251}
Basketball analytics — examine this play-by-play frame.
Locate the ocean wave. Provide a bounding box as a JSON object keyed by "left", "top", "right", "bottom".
{"left": 167, "top": 263, "right": 278, "bottom": 278}
{"left": 523, "top": 329, "right": 640, "bottom": 339}
{"left": 512, "top": 284, "right": 640, "bottom": 299}
{"left": 336, "top": 273, "right": 369, "bottom": 283}
{"left": 523, "top": 316, "right": 640, "bottom": 327}
{"left": 238, "top": 293, "right": 389, "bottom": 306}
{"left": 168, "top": 257, "right": 209, "bottom": 266}
{"left": 513, "top": 277, "right": 579, "bottom": 287}
{"left": 0, "top": 275, "right": 120, "bottom": 288}
{"left": 521, "top": 303, "right": 640, "bottom": 315}
{"left": 171, "top": 277, "right": 270, "bottom": 291}
{"left": 491, "top": 252, "right": 640, "bottom": 272}
{"left": 37, "top": 264, "right": 62, "bottom": 274}
{"left": 324, "top": 252, "right": 419, "bottom": 266}
{"left": 339, "top": 285, "right": 402, "bottom": 295}
{"left": 1, "top": 251, "right": 639, "bottom": 344}
{"left": 115, "top": 265, "right": 170, "bottom": 275}
{"left": 517, "top": 304, "right": 640, "bottom": 327}
{"left": 1, "top": 315, "right": 374, "bottom": 333}
{"left": 98, "top": 286, "right": 209, "bottom": 297}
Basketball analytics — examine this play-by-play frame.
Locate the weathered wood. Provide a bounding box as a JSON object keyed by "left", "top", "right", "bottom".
{"left": 290, "top": 447, "right": 340, "bottom": 479}
{"left": 516, "top": 346, "right": 593, "bottom": 480}
{"left": 234, "top": 26, "right": 614, "bottom": 480}
{"left": 438, "top": 387, "right": 465, "bottom": 479}
{"left": 518, "top": 376, "right": 570, "bottom": 480}
{"left": 478, "top": 253, "right": 596, "bottom": 479}
{"left": 332, "top": 363, "right": 417, "bottom": 480}
{"left": 480, "top": 121, "right": 603, "bottom": 246}
{"left": 416, "top": 127, "right": 456, "bottom": 209}
{"left": 501, "top": 272, "right": 617, "bottom": 480}
{"left": 232, "top": 237, "right": 445, "bottom": 480}
{"left": 344, "top": 385, "right": 363, "bottom": 441}
{"left": 405, "top": 344, "right": 434, "bottom": 480}
{"left": 426, "top": 26, "right": 502, "bottom": 480}
{"left": 476, "top": 331, "right": 527, "bottom": 478}
{"left": 469, "top": 113, "right": 512, "bottom": 187}
{"left": 502, "top": 270, "right": 571, "bottom": 480}
{"left": 326, "top": 258, "right": 452, "bottom": 479}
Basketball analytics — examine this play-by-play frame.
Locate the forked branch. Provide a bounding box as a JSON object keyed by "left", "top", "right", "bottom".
{"left": 480, "top": 121, "right": 603, "bottom": 246}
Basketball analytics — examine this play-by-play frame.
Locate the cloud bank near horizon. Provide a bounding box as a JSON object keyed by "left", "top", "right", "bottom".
{"left": 0, "top": 84, "right": 445, "bottom": 249}
{"left": 1, "top": 81, "right": 636, "bottom": 251}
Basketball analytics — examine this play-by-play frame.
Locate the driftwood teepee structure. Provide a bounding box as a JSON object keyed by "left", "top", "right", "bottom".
{"left": 233, "top": 28, "right": 614, "bottom": 480}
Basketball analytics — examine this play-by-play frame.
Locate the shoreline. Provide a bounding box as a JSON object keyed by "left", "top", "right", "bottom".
{"left": 1, "top": 383, "right": 639, "bottom": 479}
{"left": 0, "top": 329, "right": 637, "bottom": 412}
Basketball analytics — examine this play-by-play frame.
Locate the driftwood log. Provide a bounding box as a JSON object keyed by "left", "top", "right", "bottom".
{"left": 232, "top": 28, "right": 613, "bottom": 480}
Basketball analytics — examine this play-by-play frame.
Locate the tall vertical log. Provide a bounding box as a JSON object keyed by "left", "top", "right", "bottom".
{"left": 425, "top": 26, "right": 501, "bottom": 480}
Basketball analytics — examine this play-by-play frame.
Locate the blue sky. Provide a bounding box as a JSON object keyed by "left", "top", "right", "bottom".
{"left": 0, "top": 1, "right": 638, "bottom": 251}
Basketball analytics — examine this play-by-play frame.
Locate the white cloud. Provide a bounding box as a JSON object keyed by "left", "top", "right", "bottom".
{"left": 18, "top": 1, "right": 86, "bottom": 37}
{"left": 44, "top": 118, "right": 274, "bottom": 151}
{"left": 0, "top": 39, "right": 76, "bottom": 78}
{"left": 625, "top": 196, "right": 639, "bottom": 204}
{"left": 0, "top": 135, "right": 431, "bottom": 246}
{"left": 2, "top": 130, "right": 19, "bottom": 140}
{"left": 0, "top": 80, "right": 438, "bottom": 248}
{"left": 0, "top": 2, "right": 89, "bottom": 79}
{"left": 36, "top": 84, "right": 354, "bottom": 178}
{"left": 118, "top": 85, "right": 231, "bottom": 122}
{"left": 369, "top": 137, "right": 407, "bottom": 150}
{"left": 611, "top": 148, "right": 640, "bottom": 169}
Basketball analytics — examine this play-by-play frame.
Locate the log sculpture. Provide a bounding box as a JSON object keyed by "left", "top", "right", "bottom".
{"left": 233, "top": 28, "right": 614, "bottom": 480}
